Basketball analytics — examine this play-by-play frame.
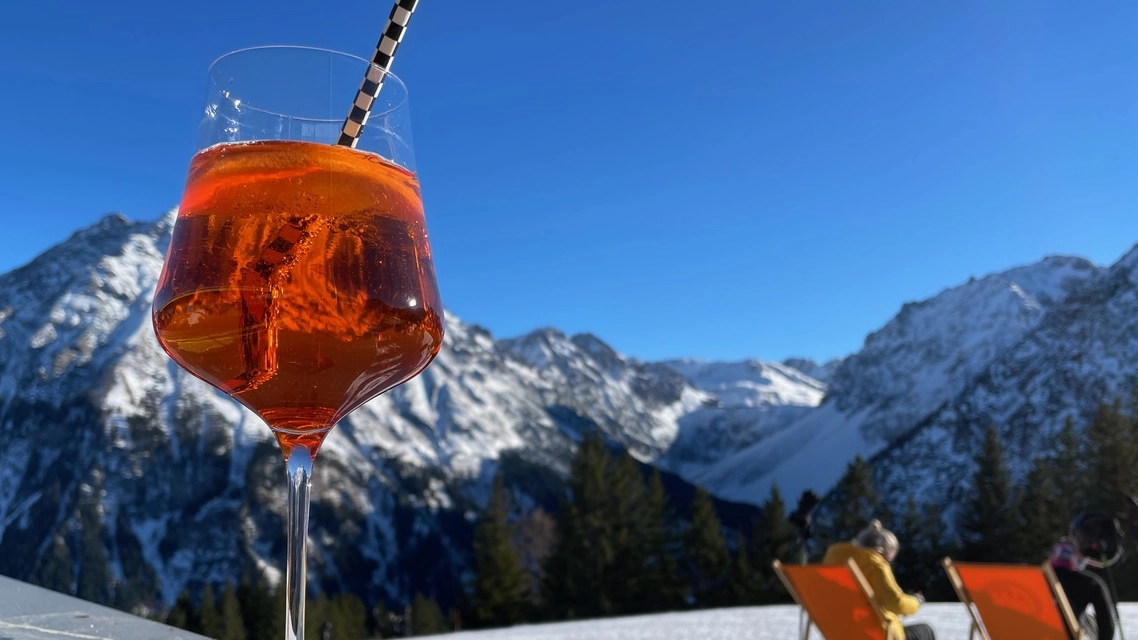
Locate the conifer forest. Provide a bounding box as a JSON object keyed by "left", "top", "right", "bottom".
{"left": 161, "top": 395, "right": 1138, "bottom": 638}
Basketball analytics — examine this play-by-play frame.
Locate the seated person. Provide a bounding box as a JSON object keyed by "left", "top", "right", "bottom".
{"left": 1049, "top": 512, "right": 1122, "bottom": 640}
{"left": 823, "top": 519, "right": 935, "bottom": 640}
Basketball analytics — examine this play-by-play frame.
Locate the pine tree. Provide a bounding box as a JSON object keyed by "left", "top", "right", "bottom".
{"left": 218, "top": 581, "right": 247, "bottom": 640}
{"left": 369, "top": 600, "right": 397, "bottom": 639}
{"left": 270, "top": 582, "right": 286, "bottom": 640}
{"left": 511, "top": 507, "right": 556, "bottom": 612}
{"left": 199, "top": 584, "right": 223, "bottom": 640}
{"left": 876, "top": 501, "right": 897, "bottom": 531}
{"left": 302, "top": 592, "right": 368, "bottom": 640}
{"left": 327, "top": 593, "right": 368, "bottom": 640}
{"left": 1052, "top": 415, "right": 1089, "bottom": 512}
{"left": 1084, "top": 398, "right": 1138, "bottom": 512}
{"left": 603, "top": 450, "right": 652, "bottom": 616}
{"left": 236, "top": 576, "right": 275, "bottom": 640}
{"left": 1075, "top": 397, "right": 1138, "bottom": 599}
{"left": 166, "top": 589, "right": 197, "bottom": 632}
{"left": 959, "top": 426, "right": 1021, "bottom": 562}
{"left": 634, "top": 470, "right": 686, "bottom": 612}
{"left": 304, "top": 593, "right": 332, "bottom": 640}
{"left": 684, "top": 487, "right": 729, "bottom": 608}
{"left": 821, "top": 456, "right": 880, "bottom": 544}
{"left": 750, "top": 485, "right": 797, "bottom": 604}
{"left": 411, "top": 593, "right": 449, "bottom": 635}
{"left": 469, "top": 473, "right": 527, "bottom": 628}
{"left": 724, "top": 530, "right": 760, "bottom": 606}
{"left": 542, "top": 430, "right": 613, "bottom": 619}
{"left": 1015, "top": 456, "right": 1068, "bottom": 563}
{"left": 891, "top": 496, "right": 947, "bottom": 597}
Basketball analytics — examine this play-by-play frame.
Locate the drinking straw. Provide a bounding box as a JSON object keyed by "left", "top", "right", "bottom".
{"left": 337, "top": 0, "right": 419, "bottom": 148}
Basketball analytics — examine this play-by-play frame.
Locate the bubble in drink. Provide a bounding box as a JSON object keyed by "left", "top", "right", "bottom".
{"left": 153, "top": 140, "right": 444, "bottom": 443}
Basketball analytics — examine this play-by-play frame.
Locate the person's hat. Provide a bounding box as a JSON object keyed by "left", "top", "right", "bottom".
{"left": 853, "top": 519, "right": 899, "bottom": 559}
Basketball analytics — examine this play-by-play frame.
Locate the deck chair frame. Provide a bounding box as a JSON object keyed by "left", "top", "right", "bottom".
{"left": 941, "top": 557, "right": 1086, "bottom": 640}
{"left": 772, "top": 558, "right": 902, "bottom": 640}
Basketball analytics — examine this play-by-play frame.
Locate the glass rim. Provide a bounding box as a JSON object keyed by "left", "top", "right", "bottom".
{"left": 206, "top": 44, "right": 410, "bottom": 122}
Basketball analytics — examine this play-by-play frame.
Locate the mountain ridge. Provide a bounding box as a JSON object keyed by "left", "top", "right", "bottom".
{"left": 2, "top": 210, "right": 1137, "bottom": 613}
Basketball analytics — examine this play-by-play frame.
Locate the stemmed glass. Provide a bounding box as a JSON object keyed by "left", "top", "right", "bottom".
{"left": 152, "top": 46, "right": 444, "bottom": 639}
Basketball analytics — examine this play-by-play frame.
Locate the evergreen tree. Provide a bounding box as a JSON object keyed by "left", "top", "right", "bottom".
{"left": 304, "top": 593, "right": 366, "bottom": 640}
{"left": 305, "top": 593, "right": 331, "bottom": 640}
{"left": 1051, "top": 415, "right": 1089, "bottom": 514}
{"left": 219, "top": 581, "right": 247, "bottom": 640}
{"left": 1078, "top": 398, "right": 1138, "bottom": 599}
{"left": 166, "top": 589, "right": 197, "bottom": 632}
{"left": 891, "top": 496, "right": 948, "bottom": 598}
{"left": 634, "top": 470, "right": 686, "bottom": 612}
{"left": 876, "top": 501, "right": 897, "bottom": 531}
{"left": 603, "top": 450, "right": 653, "bottom": 616}
{"left": 1084, "top": 398, "right": 1138, "bottom": 512}
{"left": 270, "top": 582, "right": 286, "bottom": 640}
{"left": 821, "top": 456, "right": 880, "bottom": 544}
{"left": 199, "top": 584, "right": 223, "bottom": 640}
{"left": 1015, "top": 456, "right": 1068, "bottom": 563}
{"left": 724, "top": 530, "right": 760, "bottom": 606}
{"left": 237, "top": 576, "right": 275, "bottom": 640}
{"left": 469, "top": 473, "right": 527, "bottom": 628}
{"left": 369, "top": 601, "right": 397, "bottom": 639}
{"left": 959, "top": 426, "right": 1021, "bottom": 562}
{"left": 327, "top": 593, "right": 368, "bottom": 640}
{"left": 411, "top": 592, "right": 449, "bottom": 636}
{"left": 542, "top": 430, "right": 613, "bottom": 619}
{"left": 684, "top": 487, "right": 729, "bottom": 608}
{"left": 750, "top": 485, "right": 797, "bottom": 604}
{"left": 512, "top": 507, "right": 556, "bottom": 612}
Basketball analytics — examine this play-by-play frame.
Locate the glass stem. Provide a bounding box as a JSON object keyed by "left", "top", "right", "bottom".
{"left": 284, "top": 444, "right": 315, "bottom": 640}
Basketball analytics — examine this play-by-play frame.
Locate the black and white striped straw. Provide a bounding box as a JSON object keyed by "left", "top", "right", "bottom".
{"left": 336, "top": 0, "right": 419, "bottom": 148}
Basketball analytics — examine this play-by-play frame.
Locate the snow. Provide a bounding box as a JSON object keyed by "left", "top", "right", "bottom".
{"left": 452, "top": 603, "right": 1138, "bottom": 640}
{"left": 663, "top": 359, "right": 826, "bottom": 409}
{"left": 692, "top": 254, "right": 1105, "bottom": 506}
{"left": 28, "top": 323, "right": 56, "bottom": 349}
{"left": 696, "top": 402, "right": 873, "bottom": 502}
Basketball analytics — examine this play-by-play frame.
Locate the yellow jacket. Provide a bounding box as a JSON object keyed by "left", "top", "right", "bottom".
{"left": 822, "top": 541, "right": 921, "bottom": 639}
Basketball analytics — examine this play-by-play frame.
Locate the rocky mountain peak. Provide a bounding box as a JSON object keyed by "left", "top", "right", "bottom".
{"left": 3, "top": 211, "right": 1137, "bottom": 614}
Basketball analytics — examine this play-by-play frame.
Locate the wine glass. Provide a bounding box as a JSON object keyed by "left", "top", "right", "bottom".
{"left": 152, "top": 45, "right": 444, "bottom": 639}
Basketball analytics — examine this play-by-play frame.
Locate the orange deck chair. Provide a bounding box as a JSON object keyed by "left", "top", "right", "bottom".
{"left": 772, "top": 558, "right": 901, "bottom": 640}
{"left": 941, "top": 557, "right": 1086, "bottom": 640}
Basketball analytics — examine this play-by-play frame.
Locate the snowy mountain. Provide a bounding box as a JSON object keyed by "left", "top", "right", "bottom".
{"left": 0, "top": 212, "right": 815, "bottom": 612}
{"left": 654, "top": 359, "right": 824, "bottom": 481}
{"left": 3, "top": 209, "right": 1137, "bottom": 614}
{"left": 694, "top": 255, "right": 1103, "bottom": 503}
{"left": 871, "top": 245, "right": 1138, "bottom": 522}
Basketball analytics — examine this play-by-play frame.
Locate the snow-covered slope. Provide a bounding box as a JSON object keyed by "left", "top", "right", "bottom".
{"left": 655, "top": 359, "right": 825, "bottom": 480}
{"left": 695, "top": 256, "right": 1102, "bottom": 503}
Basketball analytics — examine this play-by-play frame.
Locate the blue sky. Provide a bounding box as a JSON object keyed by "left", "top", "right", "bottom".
{"left": 2, "top": 1, "right": 1136, "bottom": 364}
